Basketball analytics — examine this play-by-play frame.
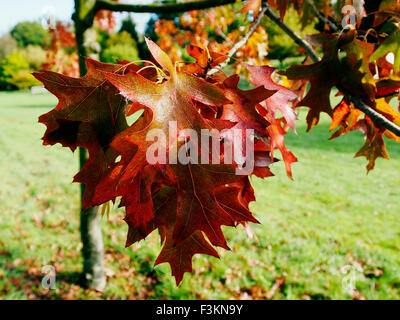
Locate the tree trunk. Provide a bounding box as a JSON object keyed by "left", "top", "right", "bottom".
{"left": 79, "top": 196, "right": 105, "bottom": 290}
{"left": 79, "top": 149, "right": 105, "bottom": 291}
{"left": 74, "top": 0, "right": 106, "bottom": 291}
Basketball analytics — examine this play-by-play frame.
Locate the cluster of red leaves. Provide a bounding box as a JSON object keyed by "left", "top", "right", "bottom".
{"left": 34, "top": 38, "right": 297, "bottom": 284}
{"left": 42, "top": 22, "right": 79, "bottom": 78}
{"left": 238, "top": 0, "right": 400, "bottom": 174}
{"left": 282, "top": 1, "right": 400, "bottom": 172}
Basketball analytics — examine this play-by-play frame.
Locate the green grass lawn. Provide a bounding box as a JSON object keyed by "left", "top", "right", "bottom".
{"left": 0, "top": 90, "right": 399, "bottom": 300}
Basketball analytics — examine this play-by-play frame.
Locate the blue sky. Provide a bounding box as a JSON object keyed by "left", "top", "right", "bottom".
{"left": 0, "top": 0, "right": 152, "bottom": 35}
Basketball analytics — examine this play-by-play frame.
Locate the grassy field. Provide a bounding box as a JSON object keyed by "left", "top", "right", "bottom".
{"left": 0, "top": 90, "right": 399, "bottom": 300}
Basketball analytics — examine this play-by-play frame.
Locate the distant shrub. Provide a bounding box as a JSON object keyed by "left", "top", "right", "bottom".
{"left": 101, "top": 44, "right": 139, "bottom": 63}
{"left": 0, "top": 51, "right": 40, "bottom": 90}
{"left": 0, "top": 51, "right": 29, "bottom": 87}
{"left": 98, "top": 30, "right": 140, "bottom": 63}
{"left": 10, "top": 21, "right": 47, "bottom": 48}
{"left": 8, "top": 70, "right": 42, "bottom": 89}
{"left": 0, "top": 34, "right": 18, "bottom": 61}
{"left": 105, "top": 31, "right": 136, "bottom": 48}
{"left": 120, "top": 17, "right": 140, "bottom": 43}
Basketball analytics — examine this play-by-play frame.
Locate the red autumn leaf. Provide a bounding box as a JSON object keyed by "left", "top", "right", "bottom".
{"left": 329, "top": 98, "right": 395, "bottom": 172}
{"left": 285, "top": 59, "right": 336, "bottom": 131}
{"left": 33, "top": 59, "right": 132, "bottom": 208}
{"left": 172, "top": 163, "right": 258, "bottom": 249}
{"left": 220, "top": 74, "right": 274, "bottom": 138}
{"left": 184, "top": 45, "right": 228, "bottom": 76}
{"left": 93, "top": 40, "right": 261, "bottom": 282}
{"left": 100, "top": 40, "right": 259, "bottom": 244}
{"left": 234, "top": 63, "right": 298, "bottom": 178}
{"left": 329, "top": 102, "right": 362, "bottom": 140}
{"left": 266, "top": 118, "right": 298, "bottom": 179}
{"left": 285, "top": 34, "right": 375, "bottom": 131}
{"left": 267, "top": 0, "right": 292, "bottom": 20}
{"left": 127, "top": 187, "right": 220, "bottom": 285}
{"left": 218, "top": 74, "right": 283, "bottom": 177}
{"left": 95, "top": 39, "right": 231, "bottom": 199}
{"left": 354, "top": 122, "right": 390, "bottom": 173}
{"left": 243, "top": 63, "right": 298, "bottom": 131}
{"left": 330, "top": 99, "right": 351, "bottom": 132}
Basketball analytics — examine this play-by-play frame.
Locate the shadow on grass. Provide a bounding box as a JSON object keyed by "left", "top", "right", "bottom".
{"left": 0, "top": 263, "right": 83, "bottom": 299}
{"left": 0, "top": 247, "right": 88, "bottom": 299}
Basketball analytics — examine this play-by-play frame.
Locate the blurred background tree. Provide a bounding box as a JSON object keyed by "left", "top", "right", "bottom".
{"left": 0, "top": 34, "right": 18, "bottom": 61}
{"left": 41, "top": 21, "right": 79, "bottom": 77}
{"left": 0, "top": 51, "right": 41, "bottom": 90}
{"left": 0, "top": 1, "right": 313, "bottom": 92}
{"left": 100, "top": 30, "right": 139, "bottom": 63}
{"left": 119, "top": 16, "right": 149, "bottom": 59}
{"left": 10, "top": 21, "right": 47, "bottom": 48}
{"left": 119, "top": 16, "right": 140, "bottom": 45}
{"left": 20, "top": 45, "right": 47, "bottom": 70}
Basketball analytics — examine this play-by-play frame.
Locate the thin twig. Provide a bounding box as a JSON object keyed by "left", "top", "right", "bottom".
{"left": 208, "top": 5, "right": 268, "bottom": 75}
{"left": 305, "top": 0, "right": 339, "bottom": 32}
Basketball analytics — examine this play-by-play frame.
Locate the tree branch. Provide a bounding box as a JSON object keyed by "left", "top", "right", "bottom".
{"left": 263, "top": 4, "right": 400, "bottom": 137}
{"left": 264, "top": 5, "right": 321, "bottom": 63}
{"left": 305, "top": 0, "right": 339, "bottom": 32}
{"left": 208, "top": 5, "right": 268, "bottom": 75}
{"left": 95, "top": 0, "right": 236, "bottom": 14}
